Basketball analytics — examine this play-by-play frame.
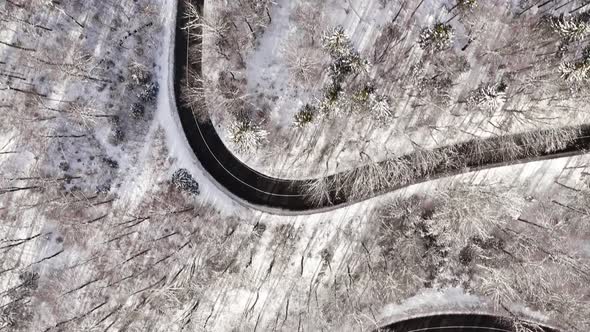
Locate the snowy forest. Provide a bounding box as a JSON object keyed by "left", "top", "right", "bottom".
{"left": 0, "top": 0, "right": 589, "bottom": 331}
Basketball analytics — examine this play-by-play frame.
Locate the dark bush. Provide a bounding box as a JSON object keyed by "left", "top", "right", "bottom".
{"left": 459, "top": 245, "right": 475, "bottom": 265}
{"left": 131, "top": 102, "right": 145, "bottom": 118}
{"left": 109, "top": 115, "right": 125, "bottom": 144}
{"left": 111, "top": 126, "right": 125, "bottom": 144}
{"left": 58, "top": 161, "right": 70, "bottom": 172}
{"left": 96, "top": 183, "right": 111, "bottom": 194}
{"left": 19, "top": 272, "right": 39, "bottom": 291}
{"left": 252, "top": 222, "right": 267, "bottom": 237}
{"left": 102, "top": 157, "right": 119, "bottom": 169}
{"left": 471, "top": 235, "right": 505, "bottom": 250}
{"left": 171, "top": 168, "right": 200, "bottom": 195}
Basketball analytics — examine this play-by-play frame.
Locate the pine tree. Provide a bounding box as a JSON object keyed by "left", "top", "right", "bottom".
{"left": 457, "top": 0, "right": 477, "bottom": 10}
{"left": 559, "top": 47, "right": 590, "bottom": 82}
{"left": 138, "top": 82, "right": 159, "bottom": 102}
{"left": 349, "top": 53, "right": 370, "bottom": 74}
{"left": 418, "top": 23, "right": 455, "bottom": 52}
{"left": 321, "top": 26, "right": 351, "bottom": 59}
{"left": 228, "top": 118, "right": 268, "bottom": 153}
{"left": 559, "top": 61, "right": 590, "bottom": 81}
{"left": 549, "top": 15, "right": 590, "bottom": 42}
{"left": 352, "top": 83, "right": 375, "bottom": 104}
{"left": 468, "top": 82, "right": 507, "bottom": 110}
{"left": 317, "top": 26, "right": 373, "bottom": 119}
{"left": 293, "top": 104, "right": 316, "bottom": 127}
{"left": 317, "top": 82, "right": 346, "bottom": 117}
{"left": 351, "top": 84, "right": 392, "bottom": 123}
{"left": 329, "top": 57, "right": 352, "bottom": 81}
{"left": 318, "top": 96, "right": 346, "bottom": 118}
{"left": 322, "top": 26, "right": 370, "bottom": 81}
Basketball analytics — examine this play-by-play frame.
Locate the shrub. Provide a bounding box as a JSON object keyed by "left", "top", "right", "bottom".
{"left": 351, "top": 84, "right": 375, "bottom": 105}
{"left": 111, "top": 126, "right": 125, "bottom": 145}
{"left": 171, "top": 168, "right": 200, "bottom": 195}
{"left": 102, "top": 157, "right": 119, "bottom": 169}
{"left": 96, "top": 183, "right": 111, "bottom": 194}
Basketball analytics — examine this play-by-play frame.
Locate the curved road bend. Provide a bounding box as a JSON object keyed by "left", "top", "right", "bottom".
{"left": 377, "top": 313, "right": 559, "bottom": 332}
{"left": 173, "top": 0, "right": 590, "bottom": 212}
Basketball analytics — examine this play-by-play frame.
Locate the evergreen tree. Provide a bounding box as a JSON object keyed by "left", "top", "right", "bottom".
{"left": 418, "top": 23, "right": 455, "bottom": 52}
{"left": 351, "top": 84, "right": 392, "bottom": 124}
{"left": 318, "top": 82, "right": 347, "bottom": 117}
{"left": 549, "top": 15, "right": 590, "bottom": 42}
{"left": 322, "top": 26, "right": 370, "bottom": 81}
{"left": 130, "top": 102, "right": 145, "bottom": 118}
{"left": 559, "top": 46, "right": 590, "bottom": 82}
{"left": 559, "top": 60, "right": 590, "bottom": 82}
{"left": 293, "top": 104, "right": 316, "bottom": 127}
{"left": 352, "top": 84, "right": 375, "bottom": 106}
{"left": 349, "top": 53, "right": 370, "bottom": 74}
{"left": 316, "top": 26, "right": 373, "bottom": 119}
{"left": 138, "top": 82, "right": 159, "bottom": 102}
{"left": 318, "top": 96, "right": 346, "bottom": 118}
{"left": 457, "top": 0, "right": 477, "bottom": 10}
{"left": 468, "top": 82, "right": 507, "bottom": 110}
{"left": 321, "top": 26, "right": 351, "bottom": 59}
{"left": 228, "top": 118, "right": 268, "bottom": 153}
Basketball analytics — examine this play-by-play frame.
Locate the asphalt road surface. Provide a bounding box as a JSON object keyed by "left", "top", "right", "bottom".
{"left": 377, "top": 314, "right": 559, "bottom": 332}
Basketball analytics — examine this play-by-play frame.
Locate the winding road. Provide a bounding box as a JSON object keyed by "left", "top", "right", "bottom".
{"left": 169, "top": 2, "right": 572, "bottom": 330}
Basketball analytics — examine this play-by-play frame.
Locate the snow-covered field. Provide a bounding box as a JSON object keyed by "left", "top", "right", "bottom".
{"left": 1, "top": 0, "right": 590, "bottom": 331}
{"left": 203, "top": 0, "right": 590, "bottom": 179}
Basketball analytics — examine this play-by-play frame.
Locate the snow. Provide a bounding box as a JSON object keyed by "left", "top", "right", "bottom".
{"left": 582, "top": 241, "right": 590, "bottom": 257}
{"left": 246, "top": 1, "right": 302, "bottom": 128}
{"left": 378, "top": 287, "right": 483, "bottom": 322}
